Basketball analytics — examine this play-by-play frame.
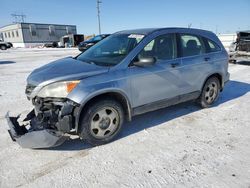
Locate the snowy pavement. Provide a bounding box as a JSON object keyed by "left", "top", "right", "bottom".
{"left": 0, "top": 48, "right": 250, "bottom": 188}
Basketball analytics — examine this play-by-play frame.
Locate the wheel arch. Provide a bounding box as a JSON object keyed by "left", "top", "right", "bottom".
{"left": 202, "top": 73, "right": 223, "bottom": 91}
{"left": 75, "top": 90, "right": 132, "bottom": 133}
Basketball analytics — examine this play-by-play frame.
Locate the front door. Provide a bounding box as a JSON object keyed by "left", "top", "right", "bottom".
{"left": 129, "top": 33, "right": 188, "bottom": 109}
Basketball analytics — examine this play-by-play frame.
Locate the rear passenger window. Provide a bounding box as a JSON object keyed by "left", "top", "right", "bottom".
{"left": 180, "top": 34, "right": 204, "bottom": 57}
{"left": 204, "top": 38, "right": 221, "bottom": 53}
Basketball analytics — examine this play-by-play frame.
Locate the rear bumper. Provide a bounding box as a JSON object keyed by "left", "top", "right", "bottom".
{"left": 225, "top": 72, "right": 230, "bottom": 83}
{"left": 6, "top": 112, "right": 68, "bottom": 149}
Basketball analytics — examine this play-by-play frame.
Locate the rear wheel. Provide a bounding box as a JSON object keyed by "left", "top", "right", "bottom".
{"left": 79, "top": 98, "right": 124, "bottom": 146}
{"left": 198, "top": 77, "right": 220, "bottom": 108}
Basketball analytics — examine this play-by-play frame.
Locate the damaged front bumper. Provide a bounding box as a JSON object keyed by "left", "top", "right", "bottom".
{"left": 5, "top": 97, "right": 79, "bottom": 148}
{"left": 6, "top": 111, "right": 68, "bottom": 148}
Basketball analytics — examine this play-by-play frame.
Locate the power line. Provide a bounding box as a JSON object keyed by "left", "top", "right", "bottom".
{"left": 97, "top": 0, "right": 101, "bottom": 34}
{"left": 11, "top": 13, "right": 26, "bottom": 23}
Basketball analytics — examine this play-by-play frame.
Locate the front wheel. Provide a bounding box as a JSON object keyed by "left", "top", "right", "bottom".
{"left": 198, "top": 77, "right": 220, "bottom": 108}
{"left": 79, "top": 98, "right": 124, "bottom": 146}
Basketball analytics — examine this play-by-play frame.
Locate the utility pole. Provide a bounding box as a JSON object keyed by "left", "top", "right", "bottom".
{"left": 11, "top": 13, "right": 26, "bottom": 23}
{"left": 97, "top": 0, "right": 102, "bottom": 34}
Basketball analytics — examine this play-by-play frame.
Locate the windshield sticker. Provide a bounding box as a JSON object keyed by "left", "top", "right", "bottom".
{"left": 128, "top": 34, "right": 145, "bottom": 39}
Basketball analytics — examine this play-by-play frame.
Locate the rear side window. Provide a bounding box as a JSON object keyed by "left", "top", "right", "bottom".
{"left": 179, "top": 34, "right": 204, "bottom": 57}
{"left": 203, "top": 37, "right": 221, "bottom": 53}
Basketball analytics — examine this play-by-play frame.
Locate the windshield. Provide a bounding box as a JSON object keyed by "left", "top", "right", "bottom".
{"left": 77, "top": 33, "right": 145, "bottom": 66}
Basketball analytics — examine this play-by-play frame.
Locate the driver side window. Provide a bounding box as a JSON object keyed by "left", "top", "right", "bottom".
{"left": 138, "top": 33, "right": 177, "bottom": 61}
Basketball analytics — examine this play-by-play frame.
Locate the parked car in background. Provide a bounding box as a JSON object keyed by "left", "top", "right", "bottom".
{"left": 43, "top": 42, "right": 59, "bottom": 48}
{"left": 6, "top": 28, "right": 229, "bottom": 149}
{"left": 78, "top": 34, "right": 110, "bottom": 52}
{"left": 0, "top": 41, "right": 12, "bottom": 50}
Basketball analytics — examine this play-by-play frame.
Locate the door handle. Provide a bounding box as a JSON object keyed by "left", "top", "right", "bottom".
{"left": 171, "top": 62, "right": 180, "bottom": 68}
{"left": 204, "top": 57, "right": 210, "bottom": 61}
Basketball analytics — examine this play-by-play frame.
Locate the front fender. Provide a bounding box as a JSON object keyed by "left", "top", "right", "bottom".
{"left": 67, "top": 76, "right": 131, "bottom": 104}
{"left": 67, "top": 80, "right": 132, "bottom": 132}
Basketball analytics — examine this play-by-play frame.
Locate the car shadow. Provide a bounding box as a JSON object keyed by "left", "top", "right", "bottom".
{"left": 236, "top": 61, "right": 250, "bottom": 66}
{"left": 218, "top": 80, "right": 250, "bottom": 104}
{"left": 45, "top": 137, "right": 92, "bottom": 151}
{"left": 0, "top": 61, "right": 16, "bottom": 65}
{"left": 49, "top": 80, "right": 250, "bottom": 151}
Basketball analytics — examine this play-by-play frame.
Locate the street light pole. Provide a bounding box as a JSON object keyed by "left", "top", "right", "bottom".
{"left": 97, "top": 0, "right": 101, "bottom": 35}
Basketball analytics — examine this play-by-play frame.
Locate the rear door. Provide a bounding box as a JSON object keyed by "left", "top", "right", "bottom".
{"left": 202, "top": 36, "right": 224, "bottom": 65}
{"left": 176, "top": 33, "right": 210, "bottom": 93}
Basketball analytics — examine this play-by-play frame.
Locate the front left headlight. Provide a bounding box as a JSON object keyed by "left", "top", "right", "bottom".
{"left": 37, "top": 80, "right": 80, "bottom": 98}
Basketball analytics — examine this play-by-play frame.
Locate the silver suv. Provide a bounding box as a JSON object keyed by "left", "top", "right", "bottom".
{"left": 6, "top": 28, "right": 230, "bottom": 148}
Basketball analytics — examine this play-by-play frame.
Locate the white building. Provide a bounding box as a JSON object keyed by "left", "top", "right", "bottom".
{"left": 0, "top": 22, "right": 77, "bottom": 47}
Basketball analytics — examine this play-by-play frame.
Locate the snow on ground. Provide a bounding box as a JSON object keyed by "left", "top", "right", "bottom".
{"left": 0, "top": 48, "right": 250, "bottom": 188}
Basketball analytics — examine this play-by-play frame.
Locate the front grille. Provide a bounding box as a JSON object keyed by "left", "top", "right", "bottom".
{"left": 25, "top": 84, "right": 36, "bottom": 95}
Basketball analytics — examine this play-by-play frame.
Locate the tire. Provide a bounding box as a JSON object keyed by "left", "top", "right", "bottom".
{"left": 0, "top": 45, "right": 7, "bottom": 50}
{"left": 198, "top": 77, "right": 220, "bottom": 108}
{"left": 79, "top": 98, "right": 124, "bottom": 146}
{"left": 7, "top": 42, "right": 13, "bottom": 47}
{"left": 52, "top": 42, "right": 58, "bottom": 48}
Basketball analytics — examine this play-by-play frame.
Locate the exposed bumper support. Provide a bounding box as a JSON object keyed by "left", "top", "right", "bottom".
{"left": 6, "top": 112, "right": 68, "bottom": 149}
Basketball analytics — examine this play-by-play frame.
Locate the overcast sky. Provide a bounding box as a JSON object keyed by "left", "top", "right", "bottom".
{"left": 1, "top": 0, "right": 250, "bottom": 35}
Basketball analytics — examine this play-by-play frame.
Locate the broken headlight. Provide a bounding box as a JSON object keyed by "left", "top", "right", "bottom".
{"left": 37, "top": 80, "right": 80, "bottom": 98}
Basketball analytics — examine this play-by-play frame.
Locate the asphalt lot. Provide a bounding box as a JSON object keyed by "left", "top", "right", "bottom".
{"left": 0, "top": 48, "right": 250, "bottom": 188}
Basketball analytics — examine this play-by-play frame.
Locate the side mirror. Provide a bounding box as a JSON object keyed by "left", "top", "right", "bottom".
{"left": 133, "top": 57, "right": 156, "bottom": 67}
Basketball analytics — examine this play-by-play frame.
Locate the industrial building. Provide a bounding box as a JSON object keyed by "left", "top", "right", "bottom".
{"left": 0, "top": 22, "right": 77, "bottom": 47}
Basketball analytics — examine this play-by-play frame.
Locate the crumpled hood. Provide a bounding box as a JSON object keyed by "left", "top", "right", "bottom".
{"left": 27, "top": 57, "right": 109, "bottom": 86}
